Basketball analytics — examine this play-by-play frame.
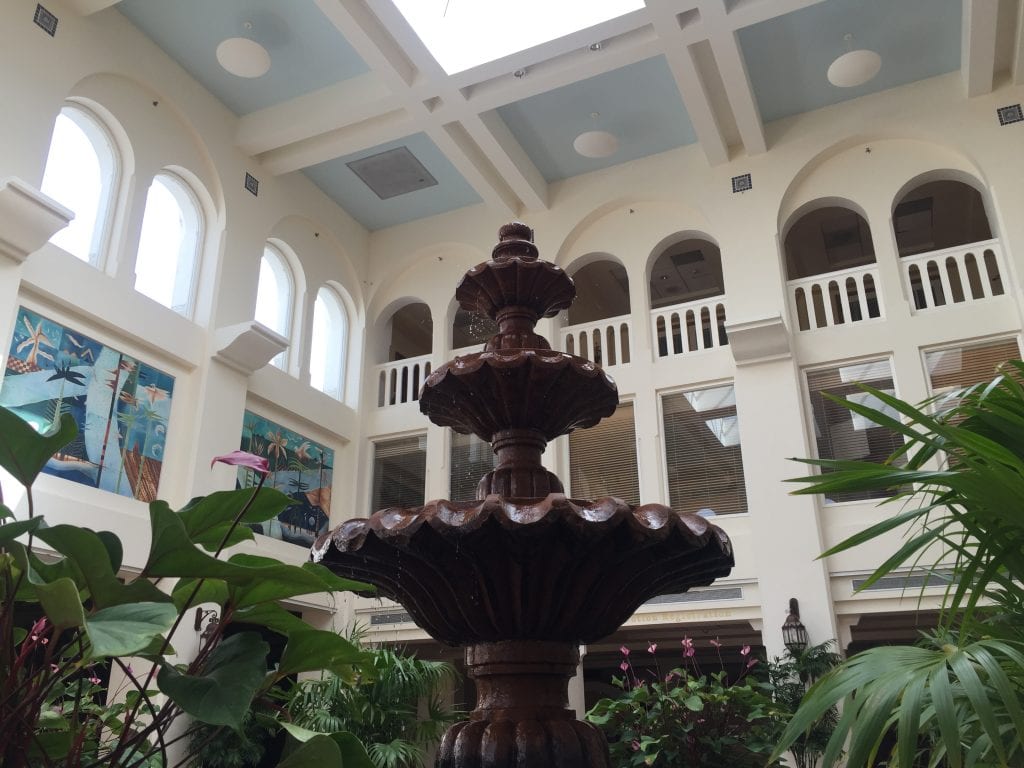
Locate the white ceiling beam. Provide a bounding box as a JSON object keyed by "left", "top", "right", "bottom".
{"left": 236, "top": 73, "right": 398, "bottom": 155}
{"left": 258, "top": 111, "right": 417, "bottom": 175}
{"left": 429, "top": 123, "right": 519, "bottom": 215}
{"left": 706, "top": 30, "right": 767, "bottom": 154}
{"left": 64, "top": 0, "right": 122, "bottom": 14}
{"left": 1014, "top": 0, "right": 1024, "bottom": 84}
{"left": 662, "top": 45, "right": 729, "bottom": 164}
{"left": 466, "top": 111, "right": 549, "bottom": 210}
{"left": 722, "top": 0, "right": 826, "bottom": 29}
{"left": 962, "top": 0, "right": 1000, "bottom": 97}
{"left": 315, "top": 0, "right": 417, "bottom": 89}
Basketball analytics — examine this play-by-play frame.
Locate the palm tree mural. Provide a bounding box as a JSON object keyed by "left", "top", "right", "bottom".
{"left": 114, "top": 407, "right": 139, "bottom": 495}
{"left": 16, "top": 316, "right": 55, "bottom": 367}
{"left": 266, "top": 430, "right": 288, "bottom": 487}
{"left": 46, "top": 363, "right": 86, "bottom": 423}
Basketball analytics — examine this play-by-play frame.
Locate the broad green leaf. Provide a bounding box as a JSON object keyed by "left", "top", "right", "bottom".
{"left": 157, "top": 631, "right": 268, "bottom": 730}
{"left": 143, "top": 502, "right": 259, "bottom": 582}
{"left": 33, "top": 524, "right": 169, "bottom": 609}
{"left": 276, "top": 734, "right": 342, "bottom": 766}
{"left": 171, "top": 578, "right": 228, "bottom": 612}
{"left": 85, "top": 602, "right": 177, "bottom": 657}
{"left": 230, "top": 602, "right": 312, "bottom": 637}
{"left": 227, "top": 554, "right": 339, "bottom": 608}
{"left": 178, "top": 487, "right": 293, "bottom": 551}
{"left": 0, "top": 406, "right": 76, "bottom": 488}
{"left": 97, "top": 530, "right": 123, "bottom": 573}
{"left": 277, "top": 629, "right": 367, "bottom": 678}
{"left": 0, "top": 517, "right": 44, "bottom": 546}
{"left": 279, "top": 724, "right": 375, "bottom": 768}
{"left": 34, "top": 576, "right": 86, "bottom": 630}
{"left": 0, "top": 504, "right": 12, "bottom": 519}
{"left": 302, "top": 562, "right": 374, "bottom": 594}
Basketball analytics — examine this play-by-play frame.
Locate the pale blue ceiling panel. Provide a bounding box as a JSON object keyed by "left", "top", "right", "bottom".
{"left": 304, "top": 133, "right": 482, "bottom": 231}
{"left": 498, "top": 55, "right": 697, "bottom": 183}
{"left": 118, "top": 0, "right": 368, "bottom": 115}
{"left": 738, "top": 0, "right": 961, "bottom": 124}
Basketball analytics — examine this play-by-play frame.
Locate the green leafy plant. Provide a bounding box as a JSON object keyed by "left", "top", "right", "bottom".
{"left": 768, "top": 641, "right": 842, "bottom": 768}
{"left": 586, "top": 639, "right": 783, "bottom": 767}
{"left": 772, "top": 361, "right": 1024, "bottom": 768}
{"left": 288, "top": 644, "right": 461, "bottom": 768}
{"left": 0, "top": 404, "right": 376, "bottom": 767}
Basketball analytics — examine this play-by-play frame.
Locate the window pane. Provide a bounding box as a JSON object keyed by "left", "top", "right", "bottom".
{"left": 662, "top": 384, "right": 747, "bottom": 516}
{"left": 311, "top": 288, "right": 346, "bottom": 398}
{"left": 925, "top": 339, "right": 1020, "bottom": 402}
{"left": 42, "top": 111, "right": 107, "bottom": 263}
{"left": 450, "top": 431, "right": 496, "bottom": 501}
{"left": 371, "top": 435, "right": 427, "bottom": 512}
{"left": 256, "top": 246, "right": 293, "bottom": 369}
{"left": 806, "top": 360, "right": 904, "bottom": 503}
{"left": 134, "top": 174, "right": 201, "bottom": 315}
{"left": 568, "top": 403, "right": 639, "bottom": 505}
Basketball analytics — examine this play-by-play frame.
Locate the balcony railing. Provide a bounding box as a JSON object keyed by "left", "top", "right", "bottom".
{"left": 374, "top": 354, "right": 433, "bottom": 408}
{"left": 788, "top": 264, "right": 883, "bottom": 331}
{"left": 561, "top": 316, "right": 632, "bottom": 367}
{"left": 651, "top": 297, "right": 729, "bottom": 357}
{"left": 901, "top": 239, "right": 1005, "bottom": 312}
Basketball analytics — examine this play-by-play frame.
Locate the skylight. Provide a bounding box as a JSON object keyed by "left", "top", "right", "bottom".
{"left": 391, "top": 0, "right": 644, "bottom": 74}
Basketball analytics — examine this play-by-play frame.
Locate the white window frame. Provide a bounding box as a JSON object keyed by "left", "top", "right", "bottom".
{"left": 310, "top": 285, "right": 348, "bottom": 399}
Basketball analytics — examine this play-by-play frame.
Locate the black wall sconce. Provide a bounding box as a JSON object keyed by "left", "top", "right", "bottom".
{"left": 782, "top": 597, "right": 808, "bottom": 653}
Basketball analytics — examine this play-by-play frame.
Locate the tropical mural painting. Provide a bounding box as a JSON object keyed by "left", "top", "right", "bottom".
{"left": 1, "top": 306, "right": 175, "bottom": 501}
{"left": 238, "top": 410, "right": 333, "bottom": 546}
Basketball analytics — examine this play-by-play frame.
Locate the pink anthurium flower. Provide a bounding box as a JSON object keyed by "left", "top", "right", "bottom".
{"left": 211, "top": 450, "right": 269, "bottom": 476}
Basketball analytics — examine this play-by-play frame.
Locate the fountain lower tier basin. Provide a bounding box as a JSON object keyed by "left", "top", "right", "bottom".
{"left": 419, "top": 350, "right": 619, "bottom": 442}
{"left": 312, "top": 494, "right": 734, "bottom": 646}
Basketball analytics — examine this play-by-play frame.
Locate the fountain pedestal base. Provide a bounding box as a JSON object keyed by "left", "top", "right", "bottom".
{"left": 436, "top": 640, "right": 611, "bottom": 767}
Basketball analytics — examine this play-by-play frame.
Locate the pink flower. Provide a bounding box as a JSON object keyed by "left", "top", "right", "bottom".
{"left": 681, "top": 637, "right": 693, "bottom": 649}
{"left": 40, "top": 638, "right": 48, "bottom": 645}
{"left": 709, "top": 638, "right": 721, "bottom": 648}
{"left": 740, "top": 645, "right": 751, "bottom": 656}
{"left": 89, "top": 676, "right": 101, "bottom": 685}
{"left": 647, "top": 642, "right": 657, "bottom": 654}
{"left": 211, "top": 450, "right": 269, "bottom": 476}
{"left": 684, "top": 646, "right": 695, "bottom": 658}
{"left": 620, "top": 661, "right": 630, "bottom": 672}
{"left": 746, "top": 658, "right": 759, "bottom": 670}
{"left": 620, "top": 645, "right": 630, "bottom": 657}
{"left": 665, "top": 672, "right": 675, "bottom": 683}
{"left": 49, "top": 664, "right": 59, "bottom": 672}
{"left": 631, "top": 740, "right": 641, "bottom": 752}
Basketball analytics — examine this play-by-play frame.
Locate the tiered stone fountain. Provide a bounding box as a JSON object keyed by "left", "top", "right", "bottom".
{"left": 313, "top": 222, "right": 734, "bottom": 767}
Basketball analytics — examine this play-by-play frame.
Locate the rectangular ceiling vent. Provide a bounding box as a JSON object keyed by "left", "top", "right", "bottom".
{"left": 671, "top": 249, "right": 705, "bottom": 267}
{"left": 731, "top": 173, "right": 752, "bottom": 193}
{"left": 34, "top": 4, "right": 58, "bottom": 36}
{"left": 852, "top": 571, "right": 954, "bottom": 592}
{"left": 347, "top": 146, "right": 438, "bottom": 200}
{"left": 997, "top": 104, "right": 1023, "bottom": 126}
{"left": 244, "top": 172, "right": 259, "bottom": 197}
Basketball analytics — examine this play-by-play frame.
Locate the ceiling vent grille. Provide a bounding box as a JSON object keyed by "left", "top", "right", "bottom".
{"left": 997, "top": 104, "right": 1023, "bottom": 126}
{"left": 851, "top": 571, "right": 954, "bottom": 591}
{"left": 347, "top": 146, "right": 438, "bottom": 200}
{"left": 33, "top": 4, "right": 58, "bottom": 36}
{"left": 369, "top": 610, "right": 413, "bottom": 626}
{"left": 244, "top": 172, "right": 259, "bottom": 197}
{"left": 731, "top": 173, "right": 752, "bottom": 193}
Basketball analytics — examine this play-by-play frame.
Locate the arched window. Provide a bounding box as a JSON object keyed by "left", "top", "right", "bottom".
{"left": 256, "top": 244, "right": 296, "bottom": 370}
{"left": 649, "top": 239, "right": 724, "bottom": 309}
{"left": 567, "top": 260, "right": 630, "bottom": 325}
{"left": 40, "top": 105, "right": 118, "bottom": 264}
{"left": 452, "top": 307, "right": 497, "bottom": 351}
{"left": 134, "top": 172, "right": 203, "bottom": 316}
{"left": 310, "top": 286, "right": 348, "bottom": 398}
{"left": 784, "top": 206, "right": 876, "bottom": 281}
{"left": 893, "top": 179, "right": 992, "bottom": 256}
{"left": 387, "top": 302, "right": 433, "bottom": 361}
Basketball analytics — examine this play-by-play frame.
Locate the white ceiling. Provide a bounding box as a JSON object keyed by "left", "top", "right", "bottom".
{"left": 68, "top": 0, "right": 1024, "bottom": 230}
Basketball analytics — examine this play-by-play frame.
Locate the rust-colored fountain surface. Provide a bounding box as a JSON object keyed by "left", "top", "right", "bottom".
{"left": 313, "top": 222, "right": 734, "bottom": 767}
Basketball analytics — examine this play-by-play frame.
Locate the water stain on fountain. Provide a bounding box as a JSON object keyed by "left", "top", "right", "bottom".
{"left": 313, "top": 222, "right": 734, "bottom": 767}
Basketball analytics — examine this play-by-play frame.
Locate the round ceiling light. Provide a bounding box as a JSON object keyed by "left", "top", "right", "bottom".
{"left": 573, "top": 130, "right": 619, "bottom": 159}
{"left": 827, "top": 49, "right": 881, "bottom": 88}
{"left": 216, "top": 37, "right": 271, "bottom": 78}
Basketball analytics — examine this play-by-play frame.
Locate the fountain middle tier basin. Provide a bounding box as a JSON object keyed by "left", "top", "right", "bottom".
{"left": 311, "top": 494, "right": 734, "bottom": 647}
{"left": 418, "top": 349, "right": 619, "bottom": 442}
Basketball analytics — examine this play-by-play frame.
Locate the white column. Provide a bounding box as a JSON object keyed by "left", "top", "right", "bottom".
{"left": 567, "top": 645, "right": 588, "bottom": 718}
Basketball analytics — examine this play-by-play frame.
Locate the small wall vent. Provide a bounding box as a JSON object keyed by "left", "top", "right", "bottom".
{"left": 34, "top": 4, "right": 58, "bottom": 36}
{"left": 347, "top": 146, "right": 438, "bottom": 200}
{"left": 645, "top": 586, "right": 743, "bottom": 605}
{"left": 244, "top": 172, "right": 259, "bottom": 197}
{"left": 731, "top": 173, "right": 752, "bottom": 193}
{"left": 369, "top": 610, "right": 413, "bottom": 626}
{"left": 852, "top": 571, "right": 954, "bottom": 592}
{"left": 997, "top": 104, "right": 1023, "bottom": 126}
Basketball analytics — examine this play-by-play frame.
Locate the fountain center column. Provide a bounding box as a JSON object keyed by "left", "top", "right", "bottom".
{"left": 465, "top": 641, "right": 578, "bottom": 722}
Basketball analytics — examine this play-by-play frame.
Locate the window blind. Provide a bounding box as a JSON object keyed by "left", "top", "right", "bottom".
{"left": 449, "top": 431, "right": 496, "bottom": 501}
{"left": 925, "top": 339, "right": 1020, "bottom": 398}
{"left": 568, "top": 403, "right": 640, "bottom": 505}
{"left": 662, "top": 384, "right": 747, "bottom": 516}
{"left": 371, "top": 435, "right": 427, "bottom": 512}
{"left": 806, "top": 360, "right": 903, "bottom": 503}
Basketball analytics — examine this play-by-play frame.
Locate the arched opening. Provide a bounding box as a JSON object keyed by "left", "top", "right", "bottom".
{"left": 134, "top": 172, "right": 203, "bottom": 316}
{"left": 565, "top": 259, "right": 631, "bottom": 367}
{"left": 256, "top": 243, "right": 296, "bottom": 370}
{"left": 784, "top": 206, "right": 876, "bottom": 280}
{"left": 649, "top": 238, "right": 724, "bottom": 309}
{"left": 310, "top": 286, "right": 348, "bottom": 399}
{"left": 452, "top": 308, "right": 497, "bottom": 351}
{"left": 41, "top": 104, "right": 119, "bottom": 265}
{"left": 388, "top": 302, "right": 433, "bottom": 361}
{"left": 893, "top": 179, "right": 1002, "bottom": 310}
